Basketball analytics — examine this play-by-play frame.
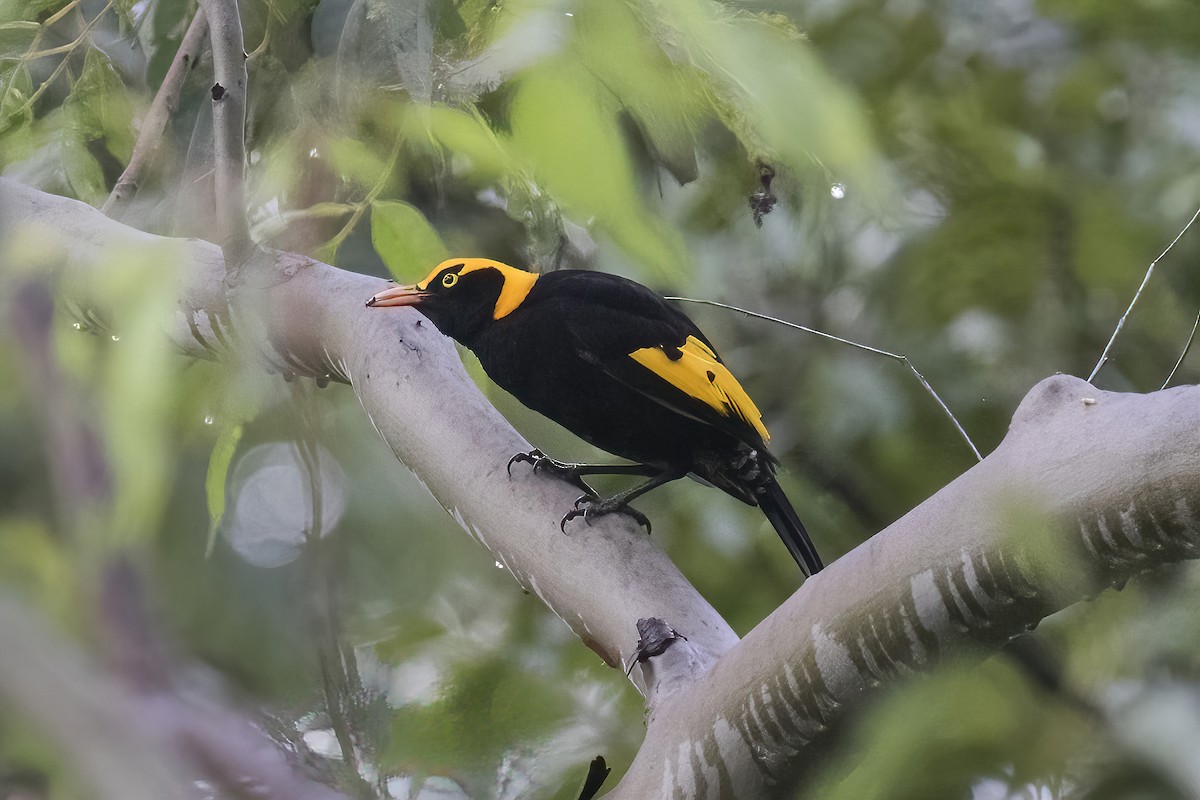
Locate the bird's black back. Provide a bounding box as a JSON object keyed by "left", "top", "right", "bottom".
{"left": 467, "top": 270, "right": 775, "bottom": 500}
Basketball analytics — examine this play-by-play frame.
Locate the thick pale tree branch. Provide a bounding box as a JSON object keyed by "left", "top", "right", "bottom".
{"left": 610, "top": 376, "right": 1200, "bottom": 798}
{"left": 6, "top": 181, "right": 1200, "bottom": 799}
{"left": 0, "top": 180, "right": 738, "bottom": 698}
{"left": 102, "top": 9, "right": 210, "bottom": 220}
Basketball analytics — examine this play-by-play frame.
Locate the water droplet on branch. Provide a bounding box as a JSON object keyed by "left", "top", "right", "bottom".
{"left": 830, "top": 183, "right": 846, "bottom": 200}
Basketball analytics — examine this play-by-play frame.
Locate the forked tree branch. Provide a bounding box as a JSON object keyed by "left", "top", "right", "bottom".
{"left": 102, "top": 9, "right": 210, "bottom": 220}
{"left": 4, "top": 181, "right": 1199, "bottom": 799}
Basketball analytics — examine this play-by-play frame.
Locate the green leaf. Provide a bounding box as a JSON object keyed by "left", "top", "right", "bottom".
{"left": 337, "top": 0, "right": 434, "bottom": 101}
{"left": 652, "top": 0, "right": 882, "bottom": 193}
{"left": 327, "top": 136, "right": 393, "bottom": 188}
{"left": 205, "top": 422, "right": 244, "bottom": 557}
{"left": 0, "top": 20, "right": 40, "bottom": 52}
{"left": 251, "top": 201, "right": 355, "bottom": 242}
{"left": 0, "top": 62, "right": 32, "bottom": 131}
{"left": 419, "top": 104, "right": 517, "bottom": 183}
{"left": 0, "top": 0, "right": 63, "bottom": 25}
{"left": 507, "top": 60, "right": 684, "bottom": 277}
{"left": 67, "top": 240, "right": 185, "bottom": 546}
{"left": 575, "top": 0, "right": 705, "bottom": 184}
{"left": 60, "top": 138, "right": 106, "bottom": 205}
{"left": 67, "top": 48, "right": 136, "bottom": 162}
{"left": 370, "top": 199, "right": 448, "bottom": 281}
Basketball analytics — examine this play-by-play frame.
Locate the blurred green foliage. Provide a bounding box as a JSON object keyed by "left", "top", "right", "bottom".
{"left": 2, "top": 0, "right": 1200, "bottom": 797}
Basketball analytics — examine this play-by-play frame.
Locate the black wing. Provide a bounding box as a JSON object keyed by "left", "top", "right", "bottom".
{"left": 534, "top": 271, "right": 770, "bottom": 448}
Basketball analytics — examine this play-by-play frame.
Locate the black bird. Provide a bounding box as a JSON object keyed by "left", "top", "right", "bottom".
{"left": 367, "top": 258, "right": 824, "bottom": 576}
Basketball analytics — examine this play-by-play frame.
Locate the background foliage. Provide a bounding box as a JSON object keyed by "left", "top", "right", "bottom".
{"left": 2, "top": 0, "right": 1200, "bottom": 798}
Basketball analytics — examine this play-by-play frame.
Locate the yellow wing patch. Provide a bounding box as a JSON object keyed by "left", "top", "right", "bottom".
{"left": 416, "top": 258, "right": 539, "bottom": 320}
{"left": 629, "top": 336, "right": 770, "bottom": 441}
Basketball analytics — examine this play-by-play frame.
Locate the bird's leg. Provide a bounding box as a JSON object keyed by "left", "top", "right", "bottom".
{"left": 560, "top": 470, "right": 686, "bottom": 534}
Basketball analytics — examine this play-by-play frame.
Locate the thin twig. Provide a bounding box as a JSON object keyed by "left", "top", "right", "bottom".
{"left": 0, "top": 1, "right": 114, "bottom": 133}
{"left": 666, "top": 296, "right": 983, "bottom": 462}
{"left": 197, "top": 0, "right": 252, "bottom": 271}
{"left": 0, "top": 0, "right": 78, "bottom": 117}
{"left": 1088, "top": 204, "right": 1200, "bottom": 383}
{"left": 1161, "top": 309, "right": 1200, "bottom": 390}
{"left": 103, "top": 9, "right": 210, "bottom": 219}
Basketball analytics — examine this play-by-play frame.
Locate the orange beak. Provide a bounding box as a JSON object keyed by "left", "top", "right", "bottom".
{"left": 366, "top": 283, "right": 427, "bottom": 308}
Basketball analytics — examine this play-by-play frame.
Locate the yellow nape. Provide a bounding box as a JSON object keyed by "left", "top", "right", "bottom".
{"left": 417, "top": 258, "right": 539, "bottom": 320}
{"left": 629, "top": 336, "right": 770, "bottom": 441}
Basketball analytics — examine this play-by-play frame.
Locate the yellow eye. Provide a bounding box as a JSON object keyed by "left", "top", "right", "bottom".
{"left": 441, "top": 272, "right": 459, "bottom": 288}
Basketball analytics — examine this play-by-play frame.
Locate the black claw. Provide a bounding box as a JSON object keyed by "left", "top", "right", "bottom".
{"left": 506, "top": 448, "right": 546, "bottom": 477}
{"left": 622, "top": 506, "right": 652, "bottom": 534}
{"left": 561, "top": 496, "right": 653, "bottom": 534}
{"left": 560, "top": 508, "right": 584, "bottom": 533}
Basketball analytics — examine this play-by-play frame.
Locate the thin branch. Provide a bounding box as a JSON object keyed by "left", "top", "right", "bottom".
{"left": 0, "top": 1, "right": 115, "bottom": 132}
{"left": 319, "top": 137, "right": 404, "bottom": 259}
{"left": 1088, "top": 204, "right": 1200, "bottom": 382}
{"left": 1161, "top": 308, "right": 1200, "bottom": 390}
{"left": 666, "top": 296, "right": 983, "bottom": 461}
{"left": 103, "top": 9, "right": 210, "bottom": 220}
{"left": 197, "top": 0, "right": 252, "bottom": 271}
{"left": 0, "top": 0, "right": 78, "bottom": 122}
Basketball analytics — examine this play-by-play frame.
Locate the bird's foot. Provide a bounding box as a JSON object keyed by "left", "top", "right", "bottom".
{"left": 507, "top": 448, "right": 583, "bottom": 479}
{"left": 560, "top": 495, "right": 652, "bottom": 535}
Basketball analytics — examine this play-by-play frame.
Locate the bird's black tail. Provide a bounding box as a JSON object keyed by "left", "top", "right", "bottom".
{"left": 757, "top": 479, "right": 824, "bottom": 577}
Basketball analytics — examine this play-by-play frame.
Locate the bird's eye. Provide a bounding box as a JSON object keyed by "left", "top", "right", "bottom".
{"left": 441, "top": 272, "right": 459, "bottom": 288}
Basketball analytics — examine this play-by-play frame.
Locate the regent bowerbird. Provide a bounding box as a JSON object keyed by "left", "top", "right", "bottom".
{"left": 367, "top": 258, "right": 825, "bottom": 577}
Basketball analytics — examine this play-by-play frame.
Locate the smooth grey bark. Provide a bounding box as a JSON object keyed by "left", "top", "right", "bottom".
{"left": 5, "top": 180, "right": 1200, "bottom": 798}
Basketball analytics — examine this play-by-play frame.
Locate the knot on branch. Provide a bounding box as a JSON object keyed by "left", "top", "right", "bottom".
{"left": 625, "top": 617, "right": 687, "bottom": 675}
{"left": 1009, "top": 374, "right": 1097, "bottom": 435}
